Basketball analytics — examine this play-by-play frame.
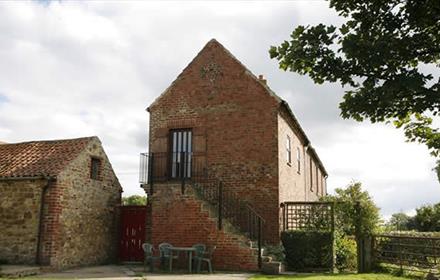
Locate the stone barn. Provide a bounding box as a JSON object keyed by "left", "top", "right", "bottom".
{"left": 0, "top": 136, "right": 122, "bottom": 269}
{"left": 140, "top": 39, "right": 328, "bottom": 271}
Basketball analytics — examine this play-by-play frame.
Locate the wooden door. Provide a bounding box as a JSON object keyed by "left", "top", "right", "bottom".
{"left": 119, "top": 206, "right": 147, "bottom": 262}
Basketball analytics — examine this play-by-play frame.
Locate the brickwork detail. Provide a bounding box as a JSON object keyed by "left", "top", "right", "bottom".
{"left": 149, "top": 40, "right": 281, "bottom": 245}
{"left": 149, "top": 184, "right": 259, "bottom": 271}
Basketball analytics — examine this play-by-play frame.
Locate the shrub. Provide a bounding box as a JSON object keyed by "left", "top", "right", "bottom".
{"left": 335, "top": 233, "right": 357, "bottom": 272}
{"left": 264, "top": 244, "right": 285, "bottom": 263}
{"left": 281, "top": 230, "right": 332, "bottom": 271}
{"left": 321, "top": 182, "right": 380, "bottom": 237}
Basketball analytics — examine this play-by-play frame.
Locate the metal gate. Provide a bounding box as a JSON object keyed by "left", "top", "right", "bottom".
{"left": 119, "top": 206, "right": 147, "bottom": 262}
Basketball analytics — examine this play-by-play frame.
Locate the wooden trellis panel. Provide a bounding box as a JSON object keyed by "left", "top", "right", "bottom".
{"left": 281, "top": 201, "right": 335, "bottom": 232}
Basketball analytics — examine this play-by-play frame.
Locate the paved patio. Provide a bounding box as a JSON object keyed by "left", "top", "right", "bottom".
{"left": 0, "top": 265, "right": 41, "bottom": 278}
{"left": 31, "top": 265, "right": 253, "bottom": 280}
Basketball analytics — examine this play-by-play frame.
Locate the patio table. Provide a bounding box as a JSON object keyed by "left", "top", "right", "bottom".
{"left": 168, "top": 246, "right": 197, "bottom": 273}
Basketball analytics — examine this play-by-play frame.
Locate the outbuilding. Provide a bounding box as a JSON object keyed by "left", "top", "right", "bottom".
{"left": 0, "top": 136, "right": 122, "bottom": 269}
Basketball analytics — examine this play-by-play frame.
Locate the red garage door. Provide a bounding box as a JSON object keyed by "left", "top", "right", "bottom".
{"left": 119, "top": 206, "right": 147, "bottom": 262}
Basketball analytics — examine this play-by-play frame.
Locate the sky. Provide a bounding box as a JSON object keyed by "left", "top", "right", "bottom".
{"left": 0, "top": 1, "right": 438, "bottom": 218}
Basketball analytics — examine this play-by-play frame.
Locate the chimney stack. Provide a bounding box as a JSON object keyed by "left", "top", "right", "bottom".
{"left": 258, "top": 74, "right": 267, "bottom": 85}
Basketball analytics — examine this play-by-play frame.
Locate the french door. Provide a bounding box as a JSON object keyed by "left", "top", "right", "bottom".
{"left": 170, "top": 129, "right": 192, "bottom": 179}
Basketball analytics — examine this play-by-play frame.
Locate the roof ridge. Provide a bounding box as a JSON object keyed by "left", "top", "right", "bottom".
{"left": 1, "top": 136, "right": 97, "bottom": 146}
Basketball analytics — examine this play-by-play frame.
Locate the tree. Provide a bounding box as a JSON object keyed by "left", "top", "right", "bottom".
{"left": 322, "top": 182, "right": 380, "bottom": 237}
{"left": 269, "top": 0, "right": 440, "bottom": 176}
{"left": 122, "top": 195, "right": 147, "bottom": 206}
{"left": 388, "top": 212, "right": 413, "bottom": 231}
{"left": 321, "top": 182, "right": 380, "bottom": 271}
{"left": 414, "top": 203, "right": 440, "bottom": 231}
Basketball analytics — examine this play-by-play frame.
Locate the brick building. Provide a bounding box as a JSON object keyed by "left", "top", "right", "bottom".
{"left": 0, "top": 136, "right": 122, "bottom": 269}
{"left": 142, "top": 39, "right": 327, "bottom": 271}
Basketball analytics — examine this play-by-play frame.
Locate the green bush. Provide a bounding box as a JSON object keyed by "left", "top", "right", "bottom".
{"left": 335, "top": 234, "right": 357, "bottom": 272}
{"left": 281, "top": 230, "right": 332, "bottom": 271}
{"left": 264, "top": 244, "right": 285, "bottom": 263}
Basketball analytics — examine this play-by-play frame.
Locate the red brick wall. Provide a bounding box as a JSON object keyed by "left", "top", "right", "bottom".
{"left": 148, "top": 40, "right": 280, "bottom": 245}
{"left": 150, "top": 184, "right": 259, "bottom": 271}
{"left": 39, "top": 180, "right": 62, "bottom": 266}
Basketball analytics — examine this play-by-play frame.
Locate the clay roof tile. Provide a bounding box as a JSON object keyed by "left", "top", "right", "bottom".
{"left": 0, "top": 136, "right": 96, "bottom": 178}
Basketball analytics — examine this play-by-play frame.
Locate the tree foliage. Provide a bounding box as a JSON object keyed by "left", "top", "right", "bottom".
{"left": 269, "top": 0, "right": 440, "bottom": 174}
{"left": 387, "top": 203, "right": 440, "bottom": 232}
{"left": 387, "top": 212, "right": 414, "bottom": 231}
{"left": 413, "top": 203, "right": 440, "bottom": 231}
{"left": 322, "top": 182, "right": 380, "bottom": 237}
{"left": 122, "top": 195, "right": 147, "bottom": 206}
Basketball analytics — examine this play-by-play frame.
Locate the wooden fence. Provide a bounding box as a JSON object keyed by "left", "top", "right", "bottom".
{"left": 372, "top": 234, "right": 440, "bottom": 273}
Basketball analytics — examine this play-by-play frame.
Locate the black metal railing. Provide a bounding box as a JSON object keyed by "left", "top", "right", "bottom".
{"left": 139, "top": 152, "right": 207, "bottom": 184}
{"left": 140, "top": 151, "right": 265, "bottom": 268}
{"left": 192, "top": 180, "right": 265, "bottom": 268}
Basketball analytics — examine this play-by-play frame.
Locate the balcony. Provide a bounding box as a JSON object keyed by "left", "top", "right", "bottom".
{"left": 139, "top": 152, "right": 207, "bottom": 184}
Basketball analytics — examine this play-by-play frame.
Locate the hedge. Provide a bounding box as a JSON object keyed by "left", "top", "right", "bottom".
{"left": 281, "top": 230, "right": 333, "bottom": 271}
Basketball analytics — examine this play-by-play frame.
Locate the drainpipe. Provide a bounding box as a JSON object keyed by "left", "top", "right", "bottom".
{"left": 305, "top": 144, "right": 310, "bottom": 201}
{"left": 36, "top": 176, "right": 54, "bottom": 265}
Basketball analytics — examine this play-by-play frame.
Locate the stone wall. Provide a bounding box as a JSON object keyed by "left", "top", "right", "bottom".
{"left": 148, "top": 40, "right": 280, "bottom": 244}
{"left": 150, "top": 184, "right": 259, "bottom": 271}
{"left": 44, "top": 138, "right": 121, "bottom": 268}
{"left": 0, "top": 179, "right": 46, "bottom": 264}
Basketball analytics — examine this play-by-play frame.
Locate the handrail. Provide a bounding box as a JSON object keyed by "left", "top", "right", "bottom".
{"left": 192, "top": 177, "right": 265, "bottom": 268}
{"left": 140, "top": 151, "right": 265, "bottom": 268}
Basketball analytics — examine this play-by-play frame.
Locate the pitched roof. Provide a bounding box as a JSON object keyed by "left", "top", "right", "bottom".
{"left": 148, "top": 39, "right": 327, "bottom": 176}
{"left": 0, "top": 136, "right": 96, "bottom": 179}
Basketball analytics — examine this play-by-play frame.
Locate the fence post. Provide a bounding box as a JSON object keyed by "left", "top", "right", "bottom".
{"left": 355, "top": 201, "right": 364, "bottom": 273}
{"left": 363, "top": 236, "right": 372, "bottom": 272}
{"left": 181, "top": 151, "right": 185, "bottom": 194}
{"left": 398, "top": 236, "right": 403, "bottom": 274}
{"left": 218, "top": 181, "right": 223, "bottom": 230}
{"left": 281, "top": 203, "right": 286, "bottom": 231}
{"left": 330, "top": 202, "right": 336, "bottom": 273}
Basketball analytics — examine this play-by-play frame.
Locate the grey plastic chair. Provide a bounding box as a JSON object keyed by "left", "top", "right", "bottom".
{"left": 158, "top": 242, "right": 178, "bottom": 271}
{"left": 191, "top": 244, "right": 206, "bottom": 271}
{"left": 195, "top": 245, "right": 216, "bottom": 273}
{"left": 142, "top": 243, "right": 160, "bottom": 272}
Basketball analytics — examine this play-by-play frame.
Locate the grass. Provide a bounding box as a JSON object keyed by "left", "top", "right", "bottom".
{"left": 250, "top": 273, "right": 412, "bottom": 280}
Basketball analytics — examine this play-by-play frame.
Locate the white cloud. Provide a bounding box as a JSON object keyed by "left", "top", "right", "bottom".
{"left": 0, "top": 1, "right": 438, "bottom": 217}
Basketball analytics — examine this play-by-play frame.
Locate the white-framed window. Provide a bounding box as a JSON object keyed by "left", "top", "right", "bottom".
{"left": 286, "top": 135, "right": 291, "bottom": 164}
{"left": 296, "top": 147, "right": 301, "bottom": 173}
